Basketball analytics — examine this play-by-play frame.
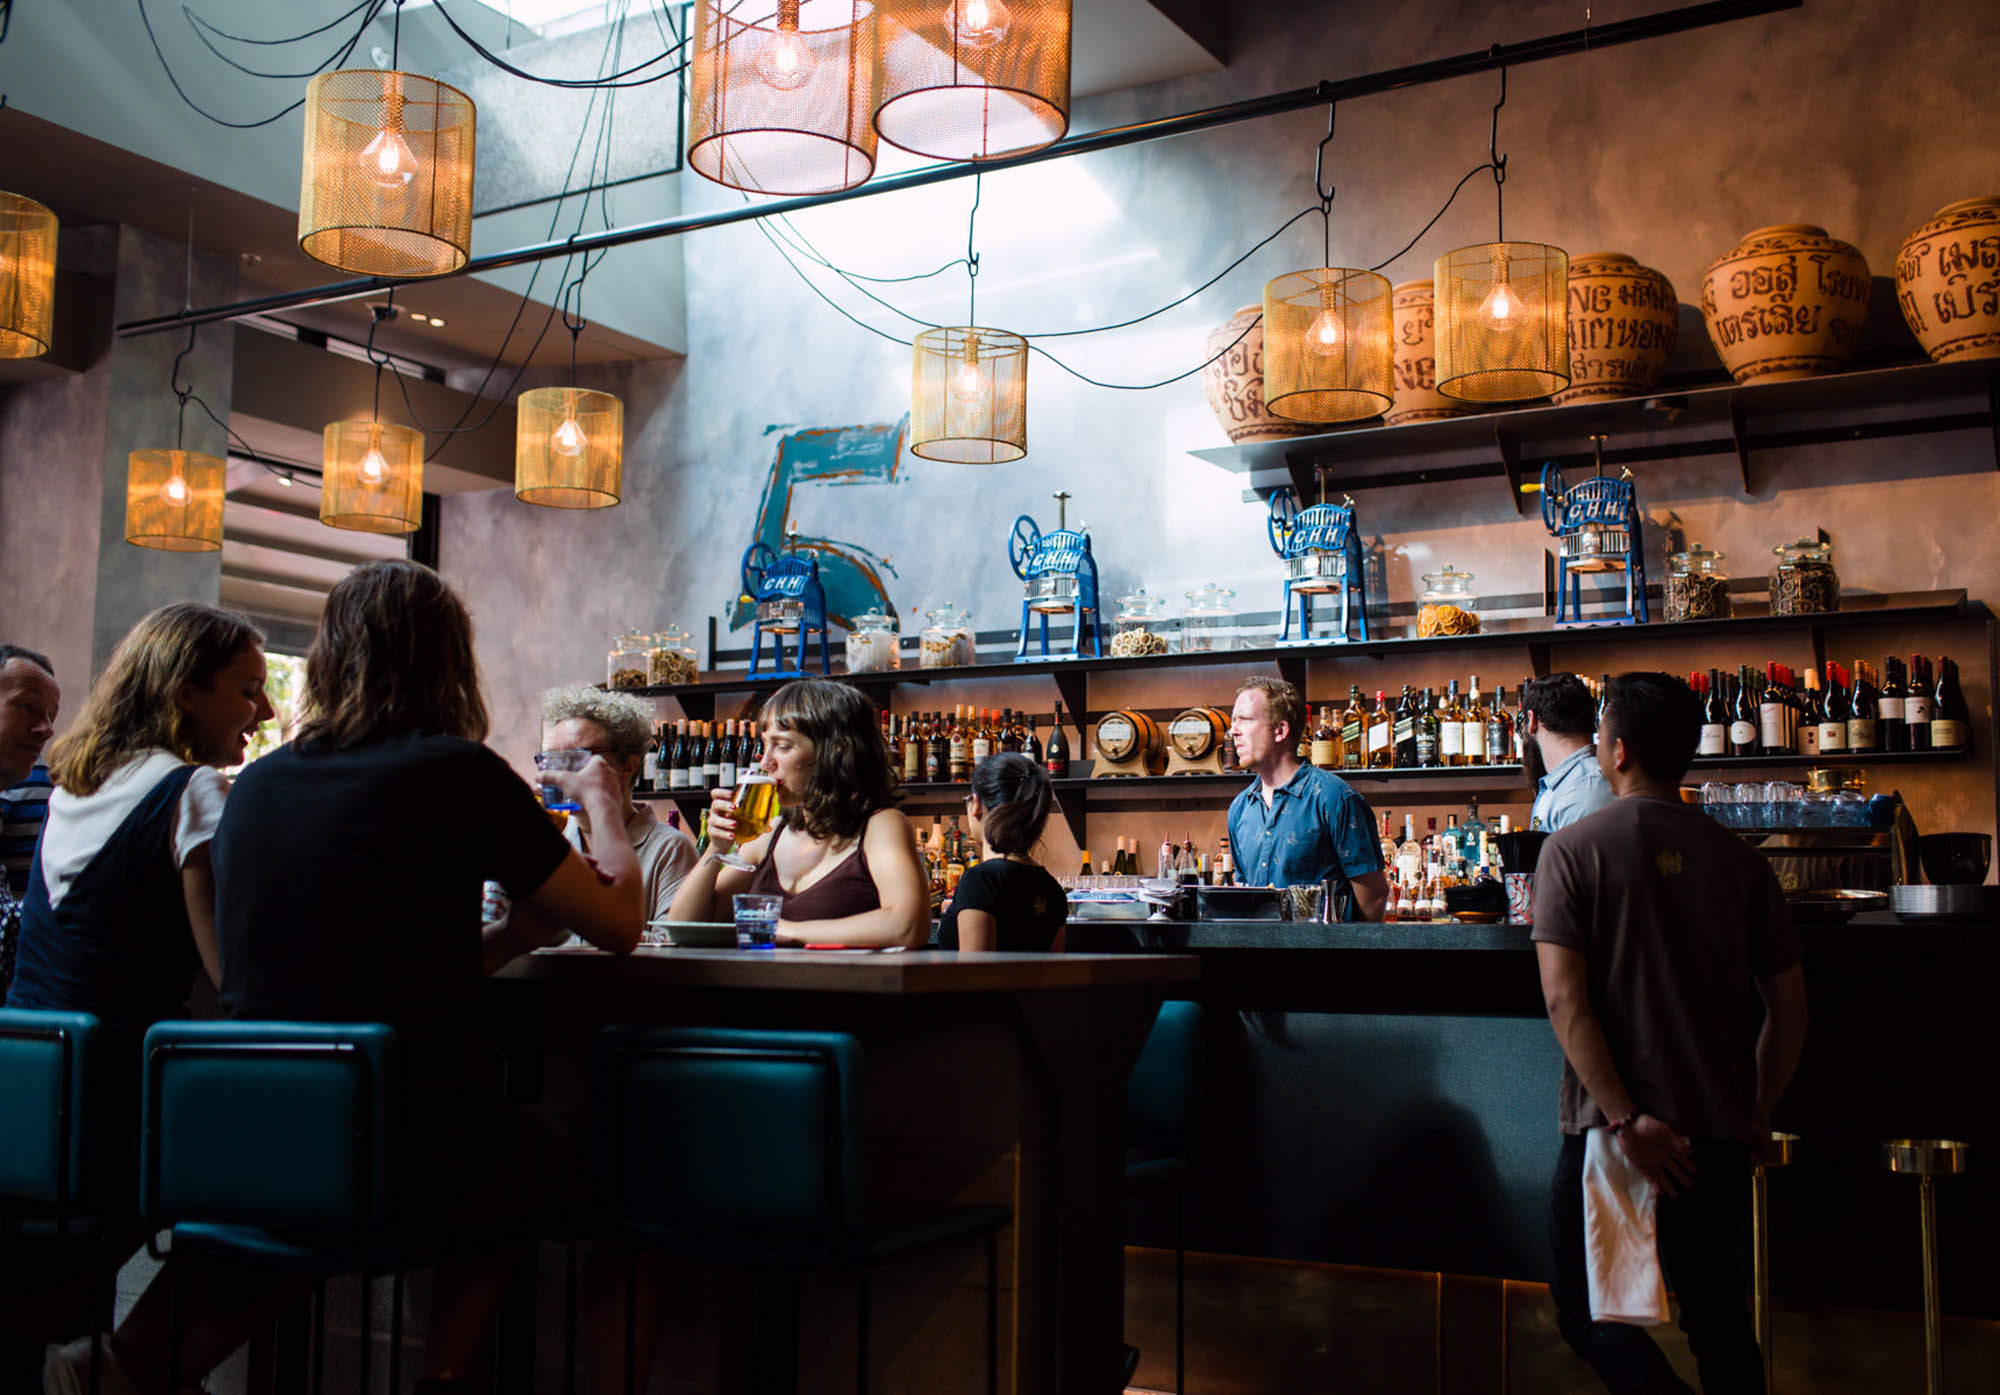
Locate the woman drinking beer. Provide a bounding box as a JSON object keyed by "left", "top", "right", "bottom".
{"left": 669, "top": 678, "right": 930, "bottom": 947}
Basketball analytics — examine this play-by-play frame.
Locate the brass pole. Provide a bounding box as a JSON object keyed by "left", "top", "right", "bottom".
{"left": 1920, "top": 1174, "right": 1943, "bottom": 1395}
{"left": 1752, "top": 1162, "right": 1773, "bottom": 1390}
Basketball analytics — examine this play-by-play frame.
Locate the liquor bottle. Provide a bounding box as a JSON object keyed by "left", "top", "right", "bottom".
{"left": 1440, "top": 813, "right": 1463, "bottom": 865}
{"left": 1758, "top": 664, "right": 1793, "bottom": 756}
{"left": 1415, "top": 688, "right": 1442, "bottom": 768}
{"left": 1514, "top": 681, "right": 1532, "bottom": 763}
{"left": 1046, "top": 703, "right": 1071, "bottom": 778}
{"left": 1485, "top": 684, "right": 1511, "bottom": 768}
{"left": 1024, "top": 714, "right": 1043, "bottom": 765}
{"left": 1906, "top": 654, "right": 1934, "bottom": 751}
{"left": 1880, "top": 658, "right": 1909, "bottom": 752}
{"left": 1366, "top": 690, "right": 1393, "bottom": 769}
{"left": 1698, "top": 668, "right": 1727, "bottom": 757}
{"left": 683, "top": 721, "right": 702, "bottom": 790}
{"left": 1728, "top": 668, "right": 1758, "bottom": 756}
{"left": 1932, "top": 657, "right": 1969, "bottom": 753}
{"left": 1463, "top": 677, "right": 1489, "bottom": 767}
{"left": 946, "top": 817, "right": 967, "bottom": 891}
{"left": 701, "top": 721, "right": 722, "bottom": 789}
{"left": 1378, "top": 810, "right": 1397, "bottom": 868}
{"left": 902, "top": 711, "right": 925, "bottom": 783}
{"left": 1392, "top": 685, "right": 1418, "bottom": 768}
{"left": 1311, "top": 703, "right": 1341, "bottom": 770}
{"left": 1078, "top": 847, "right": 1094, "bottom": 877}
{"left": 1463, "top": 799, "right": 1489, "bottom": 869}
{"left": 1215, "top": 837, "right": 1235, "bottom": 886}
{"left": 949, "top": 706, "right": 971, "bottom": 781}
{"left": 1340, "top": 685, "right": 1366, "bottom": 770}
{"left": 1422, "top": 816, "right": 1440, "bottom": 860}
{"left": 1596, "top": 673, "right": 1611, "bottom": 731}
{"left": 1798, "top": 668, "right": 1823, "bottom": 756}
{"left": 1848, "top": 659, "right": 1880, "bottom": 752}
{"left": 1395, "top": 815, "right": 1422, "bottom": 885}
{"left": 971, "top": 708, "right": 994, "bottom": 766}
{"left": 919, "top": 714, "right": 940, "bottom": 783}
{"left": 719, "top": 719, "right": 740, "bottom": 789}
{"left": 1817, "top": 664, "right": 1849, "bottom": 754}
{"left": 1439, "top": 679, "right": 1466, "bottom": 766}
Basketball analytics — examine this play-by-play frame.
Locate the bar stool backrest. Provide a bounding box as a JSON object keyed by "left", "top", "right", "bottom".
{"left": 597, "top": 1027, "right": 866, "bottom": 1262}
{"left": 0, "top": 1008, "right": 133, "bottom": 1219}
{"left": 1127, "top": 1002, "right": 1206, "bottom": 1155}
{"left": 141, "top": 1021, "right": 402, "bottom": 1237}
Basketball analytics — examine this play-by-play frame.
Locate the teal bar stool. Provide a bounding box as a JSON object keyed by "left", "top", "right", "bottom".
{"left": 1124, "top": 1000, "right": 1206, "bottom": 1395}
{"left": 141, "top": 1021, "right": 541, "bottom": 1395}
{"left": 597, "top": 1026, "right": 1012, "bottom": 1395}
{"left": 0, "top": 1009, "right": 136, "bottom": 1395}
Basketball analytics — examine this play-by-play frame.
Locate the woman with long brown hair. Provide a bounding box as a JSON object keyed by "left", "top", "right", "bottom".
{"left": 670, "top": 678, "right": 929, "bottom": 947}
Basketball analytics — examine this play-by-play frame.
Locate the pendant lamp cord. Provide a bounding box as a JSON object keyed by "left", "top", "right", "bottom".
{"left": 391, "top": 0, "right": 403, "bottom": 68}
{"left": 1313, "top": 101, "right": 1336, "bottom": 269}
{"left": 560, "top": 270, "right": 588, "bottom": 384}
{"left": 366, "top": 289, "right": 395, "bottom": 420}
{"left": 170, "top": 324, "right": 197, "bottom": 450}
{"left": 965, "top": 167, "right": 982, "bottom": 329}
{"left": 1488, "top": 56, "right": 1509, "bottom": 242}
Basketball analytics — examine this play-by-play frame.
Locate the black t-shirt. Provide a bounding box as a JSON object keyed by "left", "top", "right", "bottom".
{"left": 215, "top": 732, "right": 570, "bottom": 1060}
{"left": 937, "top": 858, "right": 1066, "bottom": 952}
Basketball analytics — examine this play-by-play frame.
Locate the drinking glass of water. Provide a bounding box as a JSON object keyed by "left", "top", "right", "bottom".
{"left": 733, "top": 893, "right": 782, "bottom": 950}
{"left": 535, "top": 749, "right": 589, "bottom": 811}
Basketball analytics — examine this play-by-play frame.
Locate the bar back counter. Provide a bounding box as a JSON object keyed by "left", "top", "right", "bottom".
{"left": 1069, "top": 914, "right": 1999, "bottom": 1392}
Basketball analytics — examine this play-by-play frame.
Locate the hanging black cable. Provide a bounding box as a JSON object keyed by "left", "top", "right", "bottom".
{"left": 186, "top": 0, "right": 383, "bottom": 78}
{"left": 1489, "top": 58, "right": 1509, "bottom": 242}
{"left": 182, "top": 0, "right": 377, "bottom": 46}
{"left": 428, "top": 0, "right": 687, "bottom": 88}
{"left": 135, "top": 0, "right": 377, "bottom": 128}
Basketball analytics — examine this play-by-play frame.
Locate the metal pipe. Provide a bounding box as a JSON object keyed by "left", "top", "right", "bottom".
{"left": 118, "top": 0, "right": 1801, "bottom": 338}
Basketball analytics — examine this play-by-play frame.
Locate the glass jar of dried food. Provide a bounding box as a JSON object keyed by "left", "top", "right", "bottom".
{"left": 1111, "top": 589, "right": 1174, "bottom": 658}
{"left": 1769, "top": 538, "right": 1839, "bottom": 615}
{"left": 1417, "top": 566, "right": 1481, "bottom": 638}
{"left": 645, "top": 625, "right": 699, "bottom": 687}
{"left": 920, "top": 603, "right": 975, "bottom": 669}
{"left": 1181, "top": 583, "right": 1240, "bottom": 653}
{"left": 1664, "top": 546, "right": 1732, "bottom": 623}
{"left": 844, "top": 609, "right": 901, "bottom": 674}
{"left": 607, "top": 630, "right": 650, "bottom": 690}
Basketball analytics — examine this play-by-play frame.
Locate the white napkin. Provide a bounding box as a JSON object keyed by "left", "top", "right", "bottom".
{"left": 1582, "top": 1127, "right": 1669, "bottom": 1326}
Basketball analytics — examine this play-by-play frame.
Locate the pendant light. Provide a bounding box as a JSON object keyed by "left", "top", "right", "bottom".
{"left": 322, "top": 357, "right": 423, "bottom": 534}
{"left": 298, "top": 4, "right": 475, "bottom": 277}
{"left": 1433, "top": 67, "right": 1569, "bottom": 403}
{"left": 687, "top": 0, "right": 880, "bottom": 195}
{"left": 126, "top": 318, "right": 224, "bottom": 553}
{"left": 516, "top": 284, "right": 623, "bottom": 507}
{"left": 0, "top": 192, "right": 58, "bottom": 359}
{"left": 873, "top": 0, "right": 1070, "bottom": 161}
{"left": 909, "top": 171, "right": 1027, "bottom": 462}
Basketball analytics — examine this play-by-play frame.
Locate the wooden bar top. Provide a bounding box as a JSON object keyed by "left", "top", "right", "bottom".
{"left": 499, "top": 944, "right": 1200, "bottom": 994}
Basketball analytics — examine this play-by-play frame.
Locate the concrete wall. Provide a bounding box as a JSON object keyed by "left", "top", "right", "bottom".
{"left": 441, "top": 0, "right": 2000, "bottom": 856}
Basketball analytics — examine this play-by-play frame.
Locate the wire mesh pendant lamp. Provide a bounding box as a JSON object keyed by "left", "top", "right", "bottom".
{"left": 687, "top": 0, "right": 881, "bottom": 195}
{"left": 516, "top": 291, "right": 623, "bottom": 508}
{"left": 127, "top": 330, "right": 225, "bottom": 552}
{"left": 910, "top": 173, "right": 1026, "bottom": 462}
{"left": 0, "top": 192, "right": 58, "bottom": 359}
{"left": 1433, "top": 69, "right": 1568, "bottom": 403}
{"left": 298, "top": 6, "right": 475, "bottom": 278}
{"left": 873, "top": 0, "right": 1070, "bottom": 160}
{"left": 322, "top": 363, "right": 423, "bottom": 534}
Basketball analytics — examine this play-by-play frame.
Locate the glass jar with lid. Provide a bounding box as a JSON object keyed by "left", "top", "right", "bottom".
{"left": 1769, "top": 537, "right": 1839, "bottom": 615}
{"left": 1181, "top": 583, "right": 1239, "bottom": 653}
{"left": 646, "top": 625, "right": 699, "bottom": 687}
{"left": 844, "top": 608, "right": 901, "bottom": 674}
{"left": 920, "top": 603, "right": 975, "bottom": 669}
{"left": 607, "top": 630, "right": 650, "bottom": 690}
{"left": 1664, "top": 545, "right": 1732, "bottom": 622}
{"left": 1417, "top": 566, "right": 1481, "bottom": 638}
{"left": 1110, "top": 589, "right": 1173, "bottom": 658}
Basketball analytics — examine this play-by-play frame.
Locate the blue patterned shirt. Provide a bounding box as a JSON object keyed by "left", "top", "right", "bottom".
{"left": 1531, "top": 745, "right": 1615, "bottom": 832}
{"left": 1227, "top": 763, "right": 1383, "bottom": 915}
{"left": 1, "top": 764, "right": 52, "bottom": 901}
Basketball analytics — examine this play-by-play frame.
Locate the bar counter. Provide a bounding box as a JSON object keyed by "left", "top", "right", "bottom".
{"left": 489, "top": 948, "right": 1198, "bottom": 1395}
{"left": 1067, "top": 913, "right": 2000, "bottom": 1320}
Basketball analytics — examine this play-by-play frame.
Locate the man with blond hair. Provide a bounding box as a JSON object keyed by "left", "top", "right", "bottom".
{"left": 540, "top": 684, "right": 696, "bottom": 926}
{"left": 1226, "top": 675, "right": 1387, "bottom": 920}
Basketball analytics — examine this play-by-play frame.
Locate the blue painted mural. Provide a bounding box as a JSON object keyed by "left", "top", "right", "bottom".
{"left": 726, "top": 418, "right": 907, "bottom": 633}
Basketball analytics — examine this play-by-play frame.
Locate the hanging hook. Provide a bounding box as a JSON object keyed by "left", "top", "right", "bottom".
{"left": 965, "top": 167, "right": 982, "bottom": 328}
{"left": 1313, "top": 101, "right": 1336, "bottom": 269}
{"left": 170, "top": 323, "right": 197, "bottom": 450}
{"left": 1488, "top": 56, "right": 1509, "bottom": 240}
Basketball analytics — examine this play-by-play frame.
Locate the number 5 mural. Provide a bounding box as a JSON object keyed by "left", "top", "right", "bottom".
{"left": 726, "top": 418, "right": 907, "bottom": 633}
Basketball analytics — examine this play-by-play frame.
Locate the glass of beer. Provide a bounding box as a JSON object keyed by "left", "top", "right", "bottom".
{"left": 717, "top": 771, "right": 779, "bottom": 871}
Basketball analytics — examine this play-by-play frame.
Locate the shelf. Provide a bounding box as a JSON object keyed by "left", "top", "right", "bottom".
{"left": 1186, "top": 355, "right": 2000, "bottom": 509}
{"left": 620, "top": 591, "right": 1980, "bottom": 714}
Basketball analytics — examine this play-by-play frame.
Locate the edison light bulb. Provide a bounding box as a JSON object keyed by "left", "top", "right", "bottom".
{"left": 550, "top": 417, "right": 588, "bottom": 458}
{"left": 360, "top": 125, "right": 418, "bottom": 191}
{"left": 755, "top": 21, "right": 815, "bottom": 90}
{"left": 161, "top": 473, "right": 191, "bottom": 506}
{"left": 1478, "top": 278, "right": 1522, "bottom": 326}
{"left": 947, "top": 353, "right": 992, "bottom": 412}
{"left": 944, "top": 0, "right": 1012, "bottom": 49}
{"left": 359, "top": 447, "right": 389, "bottom": 485}
{"left": 1303, "top": 305, "right": 1345, "bottom": 358}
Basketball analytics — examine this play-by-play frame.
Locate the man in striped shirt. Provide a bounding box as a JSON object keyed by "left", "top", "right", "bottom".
{"left": 0, "top": 645, "right": 60, "bottom": 988}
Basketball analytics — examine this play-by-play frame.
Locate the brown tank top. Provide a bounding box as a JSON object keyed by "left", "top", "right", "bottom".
{"left": 748, "top": 824, "right": 881, "bottom": 922}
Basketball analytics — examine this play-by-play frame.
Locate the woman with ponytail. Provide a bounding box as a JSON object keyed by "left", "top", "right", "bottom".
{"left": 939, "top": 752, "right": 1067, "bottom": 952}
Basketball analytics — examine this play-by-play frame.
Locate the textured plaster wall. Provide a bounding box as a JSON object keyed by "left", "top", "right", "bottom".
{"left": 442, "top": 0, "right": 2000, "bottom": 853}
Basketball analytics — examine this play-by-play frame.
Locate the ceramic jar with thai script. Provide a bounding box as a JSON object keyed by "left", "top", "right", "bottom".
{"left": 1895, "top": 197, "right": 2000, "bottom": 362}
{"left": 1554, "top": 253, "right": 1678, "bottom": 403}
{"left": 1202, "top": 304, "right": 1320, "bottom": 444}
{"left": 1700, "top": 225, "right": 1871, "bottom": 382}
{"left": 1387, "top": 280, "right": 1478, "bottom": 424}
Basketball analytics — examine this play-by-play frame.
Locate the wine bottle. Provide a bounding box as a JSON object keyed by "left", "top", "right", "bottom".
{"left": 1906, "top": 654, "right": 1934, "bottom": 752}
{"left": 1046, "top": 703, "right": 1071, "bottom": 778}
{"left": 1758, "top": 664, "right": 1792, "bottom": 756}
{"left": 1025, "top": 714, "right": 1043, "bottom": 765}
{"left": 949, "top": 706, "right": 971, "bottom": 781}
{"left": 1932, "top": 657, "right": 1969, "bottom": 753}
{"left": 701, "top": 721, "right": 721, "bottom": 788}
{"left": 1698, "top": 668, "right": 1727, "bottom": 757}
{"left": 1798, "top": 668, "right": 1823, "bottom": 756}
{"left": 1847, "top": 659, "right": 1880, "bottom": 752}
{"left": 719, "top": 718, "right": 740, "bottom": 789}
{"left": 1817, "top": 664, "right": 1848, "bottom": 754}
{"left": 1078, "top": 847, "right": 1094, "bottom": 877}
{"left": 1729, "top": 667, "right": 1759, "bottom": 756}
{"left": 1880, "top": 658, "right": 1909, "bottom": 752}
{"left": 971, "top": 708, "right": 994, "bottom": 766}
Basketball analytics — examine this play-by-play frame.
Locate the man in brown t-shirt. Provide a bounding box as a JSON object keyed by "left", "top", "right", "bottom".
{"left": 1532, "top": 673, "right": 1808, "bottom": 1395}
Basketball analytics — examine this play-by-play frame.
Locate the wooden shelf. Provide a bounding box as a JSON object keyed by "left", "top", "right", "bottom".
{"left": 1185, "top": 355, "right": 2000, "bottom": 510}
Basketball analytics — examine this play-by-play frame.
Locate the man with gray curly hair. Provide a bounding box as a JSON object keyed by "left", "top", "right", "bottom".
{"left": 539, "top": 683, "right": 695, "bottom": 926}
